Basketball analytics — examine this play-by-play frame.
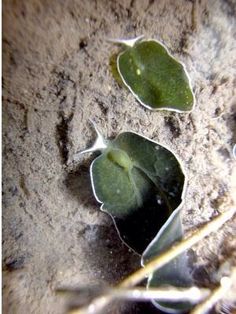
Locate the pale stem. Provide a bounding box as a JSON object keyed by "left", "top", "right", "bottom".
{"left": 105, "top": 286, "right": 209, "bottom": 303}
{"left": 190, "top": 267, "right": 236, "bottom": 314}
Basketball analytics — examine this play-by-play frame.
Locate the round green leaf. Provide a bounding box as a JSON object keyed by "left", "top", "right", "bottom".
{"left": 116, "top": 38, "right": 195, "bottom": 112}
{"left": 90, "top": 132, "right": 185, "bottom": 253}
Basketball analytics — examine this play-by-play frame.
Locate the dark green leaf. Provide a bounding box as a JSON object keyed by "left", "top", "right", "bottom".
{"left": 116, "top": 38, "right": 194, "bottom": 112}
{"left": 91, "top": 131, "right": 185, "bottom": 253}
{"left": 80, "top": 126, "right": 193, "bottom": 312}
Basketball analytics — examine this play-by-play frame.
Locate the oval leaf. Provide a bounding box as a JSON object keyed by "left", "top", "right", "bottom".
{"left": 115, "top": 38, "right": 194, "bottom": 112}
{"left": 90, "top": 131, "right": 185, "bottom": 253}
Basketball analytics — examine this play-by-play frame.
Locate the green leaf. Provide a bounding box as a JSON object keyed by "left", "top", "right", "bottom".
{"left": 142, "top": 210, "right": 194, "bottom": 312}
{"left": 79, "top": 125, "right": 193, "bottom": 312}
{"left": 115, "top": 37, "right": 194, "bottom": 112}
{"left": 91, "top": 131, "right": 185, "bottom": 253}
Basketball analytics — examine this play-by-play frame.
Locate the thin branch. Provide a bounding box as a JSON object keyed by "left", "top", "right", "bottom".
{"left": 69, "top": 208, "right": 236, "bottom": 314}
{"left": 109, "top": 286, "right": 210, "bottom": 303}
{"left": 61, "top": 286, "right": 210, "bottom": 304}
{"left": 191, "top": 267, "right": 236, "bottom": 314}
{"left": 110, "top": 286, "right": 209, "bottom": 303}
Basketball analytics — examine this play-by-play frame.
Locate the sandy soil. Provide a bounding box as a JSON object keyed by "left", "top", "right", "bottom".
{"left": 2, "top": 0, "right": 236, "bottom": 313}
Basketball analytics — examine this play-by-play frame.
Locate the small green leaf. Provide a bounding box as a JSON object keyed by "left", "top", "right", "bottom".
{"left": 142, "top": 210, "right": 193, "bottom": 312}
{"left": 114, "top": 37, "right": 194, "bottom": 112}
{"left": 90, "top": 131, "right": 185, "bottom": 253}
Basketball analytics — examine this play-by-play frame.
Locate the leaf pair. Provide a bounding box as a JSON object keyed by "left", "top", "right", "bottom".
{"left": 80, "top": 127, "right": 194, "bottom": 312}
{"left": 77, "top": 36, "right": 196, "bottom": 312}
